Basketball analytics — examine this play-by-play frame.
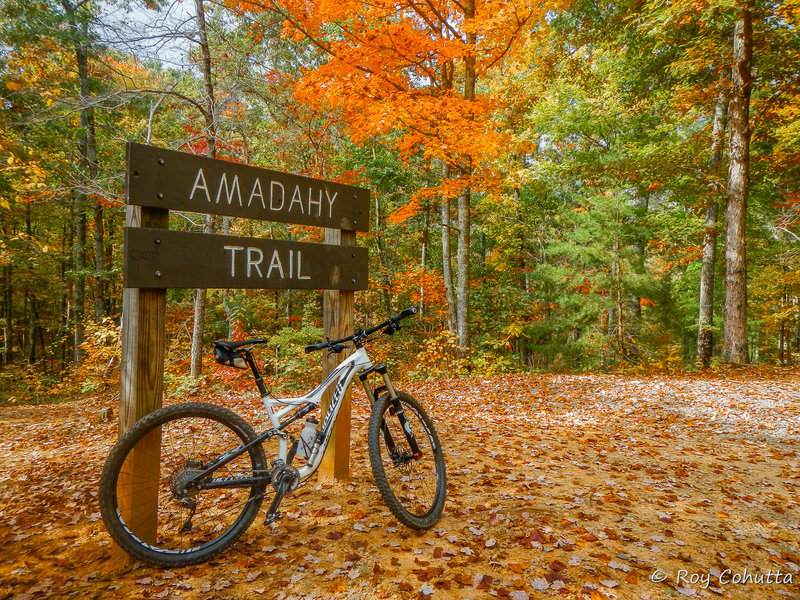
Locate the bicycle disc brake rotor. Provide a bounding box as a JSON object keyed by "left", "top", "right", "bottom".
{"left": 390, "top": 445, "right": 414, "bottom": 474}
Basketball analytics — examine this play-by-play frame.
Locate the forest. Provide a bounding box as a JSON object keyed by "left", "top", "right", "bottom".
{"left": 0, "top": 0, "right": 798, "bottom": 397}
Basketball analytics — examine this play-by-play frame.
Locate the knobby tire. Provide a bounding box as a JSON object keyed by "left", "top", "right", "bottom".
{"left": 368, "top": 392, "right": 446, "bottom": 529}
{"left": 98, "top": 402, "right": 267, "bottom": 567}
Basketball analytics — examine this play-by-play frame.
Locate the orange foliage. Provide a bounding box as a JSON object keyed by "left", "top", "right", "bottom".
{"left": 226, "top": 0, "right": 569, "bottom": 199}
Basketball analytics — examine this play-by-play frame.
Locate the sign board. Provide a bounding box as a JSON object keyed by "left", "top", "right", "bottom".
{"left": 126, "top": 143, "right": 369, "bottom": 231}
{"left": 124, "top": 227, "right": 368, "bottom": 290}
{"left": 119, "top": 142, "right": 366, "bottom": 508}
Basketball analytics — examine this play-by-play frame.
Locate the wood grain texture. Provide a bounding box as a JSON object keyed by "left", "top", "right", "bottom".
{"left": 124, "top": 227, "right": 368, "bottom": 290}
{"left": 319, "top": 228, "right": 356, "bottom": 480}
{"left": 127, "top": 143, "right": 369, "bottom": 231}
{"left": 117, "top": 204, "right": 168, "bottom": 545}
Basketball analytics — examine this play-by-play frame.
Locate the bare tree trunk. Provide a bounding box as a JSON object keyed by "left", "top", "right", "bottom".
{"left": 613, "top": 242, "right": 625, "bottom": 358}
{"left": 73, "top": 193, "right": 87, "bottom": 364}
{"left": 697, "top": 85, "right": 729, "bottom": 368}
{"left": 779, "top": 279, "right": 788, "bottom": 365}
{"left": 67, "top": 6, "right": 106, "bottom": 323}
{"left": 373, "top": 196, "right": 393, "bottom": 316}
{"left": 456, "top": 186, "right": 470, "bottom": 349}
{"left": 456, "top": 0, "right": 476, "bottom": 351}
{"left": 85, "top": 99, "right": 103, "bottom": 322}
{"left": 62, "top": 1, "right": 92, "bottom": 363}
{"left": 190, "top": 0, "right": 217, "bottom": 378}
{"left": 420, "top": 200, "right": 430, "bottom": 318}
{"left": 61, "top": 221, "right": 71, "bottom": 367}
{"left": 723, "top": 9, "right": 753, "bottom": 365}
{"left": 440, "top": 162, "right": 457, "bottom": 334}
{"left": 626, "top": 194, "right": 648, "bottom": 362}
{"left": 2, "top": 263, "right": 12, "bottom": 366}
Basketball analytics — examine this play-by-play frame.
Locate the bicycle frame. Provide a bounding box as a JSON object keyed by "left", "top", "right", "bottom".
{"left": 193, "top": 338, "right": 408, "bottom": 492}
{"left": 264, "top": 346, "right": 372, "bottom": 478}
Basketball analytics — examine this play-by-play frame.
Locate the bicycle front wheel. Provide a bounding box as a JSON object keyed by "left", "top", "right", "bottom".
{"left": 368, "top": 392, "right": 446, "bottom": 529}
{"left": 98, "top": 402, "right": 267, "bottom": 566}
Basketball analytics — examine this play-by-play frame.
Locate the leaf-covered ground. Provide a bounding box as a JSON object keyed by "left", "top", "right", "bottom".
{"left": 2, "top": 368, "right": 800, "bottom": 600}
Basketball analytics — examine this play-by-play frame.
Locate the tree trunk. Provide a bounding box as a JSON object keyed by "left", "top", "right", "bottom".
{"left": 62, "top": 1, "right": 91, "bottom": 363}
{"left": 2, "top": 264, "right": 11, "bottom": 366}
{"left": 73, "top": 192, "right": 87, "bottom": 364}
{"left": 626, "top": 194, "right": 648, "bottom": 362}
{"left": 78, "top": 39, "right": 104, "bottom": 323}
{"left": 190, "top": 0, "right": 217, "bottom": 378}
{"left": 60, "top": 221, "right": 71, "bottom": 367}
{"left": 420, "top": 200, "right": 430, "bottom": 318}
{"left": 456, "top": 0, "right": 476, "bottom": 351}
{"left": 456, "top": 186, "right": 470, "bottom": 349}
{"left": 70, "top": 9, "right": 105, "bottom": 323}
{"left": 440, "top": 162, "right": 457, "bottom": 334}
{"left": 723, "top": 9, "right": 753, "bottom": 365}
{"left": 697, "top": 85, "right": 729, "bottom": 368}
{"left": 373, "top": 196, "right": 393, "bottom": 316}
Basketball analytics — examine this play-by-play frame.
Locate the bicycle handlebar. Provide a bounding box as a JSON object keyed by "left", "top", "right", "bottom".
{"left": 304, "top": 306, "right": 418, "bottom": 353}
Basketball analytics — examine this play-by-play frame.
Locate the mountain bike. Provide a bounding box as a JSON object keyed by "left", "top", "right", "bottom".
{"left": 98, "top": 306, "right": 446, "bottom": 567}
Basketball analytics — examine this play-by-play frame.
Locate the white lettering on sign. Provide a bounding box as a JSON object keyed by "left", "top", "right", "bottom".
{"left": 188, "top": 168, "right": 344, "bottom": 220}
{"left": 249, "top": 178, "right": 265, "bottom": 209}
{"left": 247, "top": 247, "right": 264, "bottom": 277}
{"left": 308, "top": 189, "right": 321, "bottom": 216}
{"left": 297, "top": 251, "right": 311, "bottom": 279}
{"left": 190, "top": 168, "right": 211, "bottom": 202}
{"left": 224, "top": 245, "right": 245, "bottom": 276}
{"left": 216, "top": 173, "right": 242, "bottom": 205}
{"left": 224, "top": 246, "right": 313, "bottom": 281}
{"left": 267, "top": 249, "right": 284, "bottom": 279}
{"left": 326, "top": 190, "right": 337, "bottom": 217}
{"left": 289, "top": 185, "right": 304, "bottom": 214}
{"left": 270, "top": 181, "right": 284, "bottom": 210}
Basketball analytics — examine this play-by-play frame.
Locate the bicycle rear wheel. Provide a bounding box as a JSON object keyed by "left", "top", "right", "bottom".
{"left": 98, "top": 402, "right": 267, "bottom": 566}
{"left": 368, "top": 392, "right": 446, "bottom": 529}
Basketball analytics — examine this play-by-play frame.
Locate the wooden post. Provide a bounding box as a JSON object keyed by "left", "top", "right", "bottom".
{"left": 117, "top": 204, "right": 168, "bottom": 545}
{"left": 319, "top": 228, "right": 356, "bottom": 480}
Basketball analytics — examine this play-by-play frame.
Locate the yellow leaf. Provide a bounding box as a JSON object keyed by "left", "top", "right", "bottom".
{"left": 5, "top": 81, "right": 19, "bottom": 91}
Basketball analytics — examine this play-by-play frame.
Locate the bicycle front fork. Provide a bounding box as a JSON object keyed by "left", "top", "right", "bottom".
{"left": 360, "top": 366, "right": 422, "bottom": 459}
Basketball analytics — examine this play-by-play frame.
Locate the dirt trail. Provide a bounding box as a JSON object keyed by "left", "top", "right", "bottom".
{"left": 1, "top": 368, "right": 799, "bottom": 599}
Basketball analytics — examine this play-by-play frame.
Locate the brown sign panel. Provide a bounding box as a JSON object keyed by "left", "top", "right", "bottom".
{"left": 124, "top": 228, "right": 368, "bottom": 290}
{"left": 126, "top": 143, "right": 369, "bottom": 232}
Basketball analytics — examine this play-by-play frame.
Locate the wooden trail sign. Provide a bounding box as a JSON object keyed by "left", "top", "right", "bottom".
{"left": 124, "top": 228, "right": 368, "bottom": 290}
{"left": 119, "top": 144, "right": 367, "bottom": 551}
{"left": 127, "top": 143, "right": 369, "bottom": 231}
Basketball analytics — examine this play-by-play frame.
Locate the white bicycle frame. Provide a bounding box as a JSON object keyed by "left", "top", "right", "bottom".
{"left": 263, "top": 346, "right": 373, "bottom": 478}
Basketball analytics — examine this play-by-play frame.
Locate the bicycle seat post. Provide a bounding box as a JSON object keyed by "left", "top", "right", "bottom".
{"left": 242, "top": 349, "right": 270, "bottom": 398}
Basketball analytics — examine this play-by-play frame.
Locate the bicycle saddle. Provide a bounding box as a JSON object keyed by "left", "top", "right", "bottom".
{"left": 213, "top": 339, "right": 268, "bottom": 350}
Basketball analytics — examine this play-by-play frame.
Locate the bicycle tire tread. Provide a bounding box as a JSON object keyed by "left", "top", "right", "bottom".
{"left": 367, "top": 392, "right": 446, "bottom": 529}
{"left": 98, "top": 402, "right": 267, "bottom": 567}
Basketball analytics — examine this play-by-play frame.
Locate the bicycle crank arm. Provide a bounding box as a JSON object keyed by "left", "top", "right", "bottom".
{"left": 263, "top": 471, "right": 295, "bottom": 525}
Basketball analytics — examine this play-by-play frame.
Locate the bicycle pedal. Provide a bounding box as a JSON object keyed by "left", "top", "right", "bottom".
{"left": 264, "top": 511, "right": 282, "bottom": 526}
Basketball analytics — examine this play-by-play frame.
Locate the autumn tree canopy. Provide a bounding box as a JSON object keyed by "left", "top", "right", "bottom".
{"left": 0, "top": 0, "right": 799, "bottom": 398}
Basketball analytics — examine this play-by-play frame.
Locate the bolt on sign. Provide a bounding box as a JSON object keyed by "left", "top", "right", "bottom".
{"left": 123, "top": 143, "right": 369, "bottom": 290}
